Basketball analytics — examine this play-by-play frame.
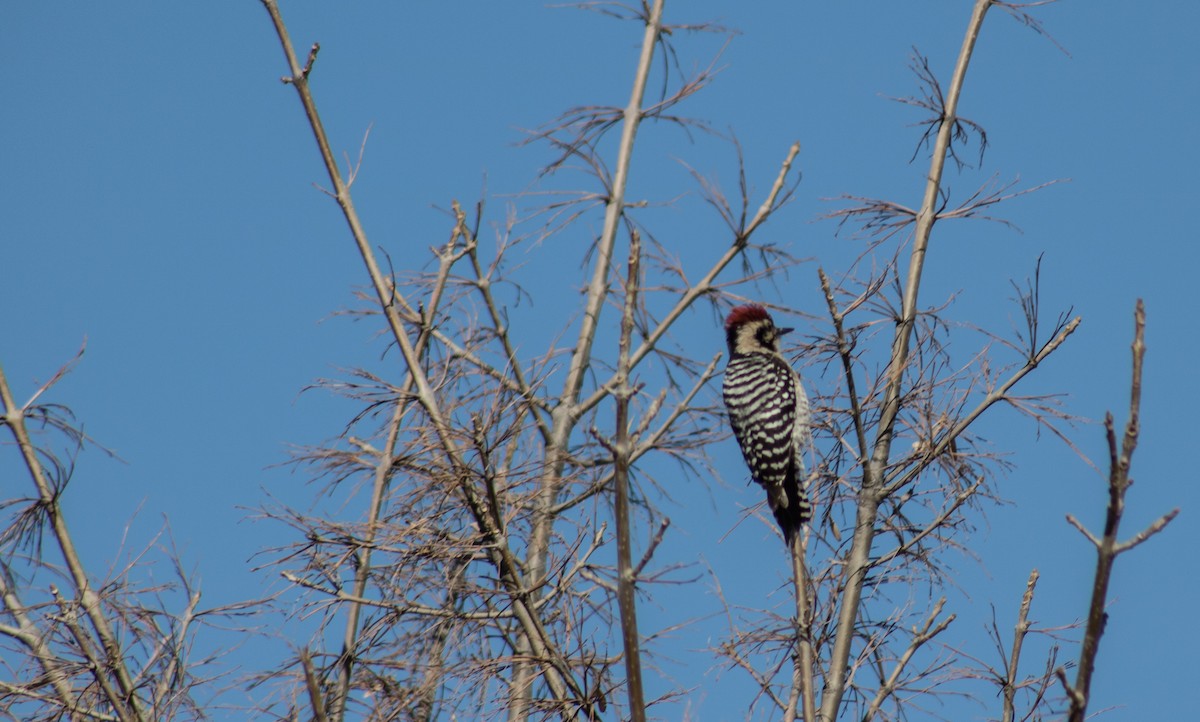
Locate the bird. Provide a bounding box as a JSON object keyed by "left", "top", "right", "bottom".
{"left": 722, "top": 304, "right": 812, "bottom": 543}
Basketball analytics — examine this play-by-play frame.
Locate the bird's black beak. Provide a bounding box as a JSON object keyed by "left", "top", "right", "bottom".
{"left": 778, "top": 327, "right": 794, "bottom": 336}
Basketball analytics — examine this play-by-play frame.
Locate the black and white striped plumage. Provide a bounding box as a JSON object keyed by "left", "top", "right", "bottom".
{"left": 722, "top": 304, "right": 811, "bottom": 542}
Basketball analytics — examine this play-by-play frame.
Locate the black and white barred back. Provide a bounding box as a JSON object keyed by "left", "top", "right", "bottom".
{"left": 723, "top": 305, "right": 812, "bottom": 542}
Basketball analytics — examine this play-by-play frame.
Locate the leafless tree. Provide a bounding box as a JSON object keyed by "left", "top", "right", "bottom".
{"left": 0, "top": 2, "right": 1176, "bottom": 722}
{"left": 249, "top": 1, "right": 1179, "bottom": 720}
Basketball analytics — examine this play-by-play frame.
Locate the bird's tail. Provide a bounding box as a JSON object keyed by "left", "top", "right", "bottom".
{"left": 771, "top": 463, "right": 811, "bottom": 545}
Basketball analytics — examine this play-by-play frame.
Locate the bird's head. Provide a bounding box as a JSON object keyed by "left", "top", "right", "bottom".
{"left": 724, "top": 304, "right": 792, "bottom": 356}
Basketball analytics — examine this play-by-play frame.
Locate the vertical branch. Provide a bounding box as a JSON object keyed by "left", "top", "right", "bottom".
{"left": 613, "top": 230, "right": 647, "bottom": 722}
{"left": 880, "top": 0, "right": 991, "bottom": 440}
{"left": 532, "top": 0, "right": 665, "bottom": 579}
{"left": 819, "top": 268, "right": 868, "bottom": 463}
{"left": 1061, "top": 300, "right": 1177, "bottom": 722}
{"left": 821, "top": 2, "right": 993, "bottom": 719}
{"left": 556, "top": 0, "right": 663, "bottom": 417}
{"left": 1002, "top": 570, "right": 1039, "bottom": 722}
{"left": 1068, "top": 335, "right": 1142, "bottom": 721}
{"left": 517, "top": 4, "right": 663, "bottom": 717}
{"left": 785, "top": 535, "right": 816, "bottom": 722}
{"left": 300, "top": 649, "right": 331, "bottom": 722}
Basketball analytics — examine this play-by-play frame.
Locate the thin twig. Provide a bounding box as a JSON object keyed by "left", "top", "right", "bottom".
{"left": 881, "top": 316, "right": 1080, "bottom": 498}
{"left": 861, "top": 599, "right": 954, "bottom": 722}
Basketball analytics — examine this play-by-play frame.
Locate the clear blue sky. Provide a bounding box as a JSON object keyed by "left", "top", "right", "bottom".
{"left": 2, "top": 2, "right": 1196, "bottom": 720}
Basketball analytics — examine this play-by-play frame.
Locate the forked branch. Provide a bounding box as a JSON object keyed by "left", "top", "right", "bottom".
{"left": 1060, "top": 300, "right": 1177, "bottom": 722}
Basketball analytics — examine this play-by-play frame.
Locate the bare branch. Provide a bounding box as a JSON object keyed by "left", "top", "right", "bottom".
{"left": 874, "top": 476, "right": 985, "bottom": 568}
{"left": 1064, "top": 300, "right": 1175, "bottom": 722}
{"left": 823, "top": 5, "right": 996, "bottom": 718}
{"left": 1064, "top": 514, "right": 1099, "bottom": 548}
{"left": 1002, "top": 570, "right": 1039, "bottom": 722}
{"left": 300, "top": 648, "right": 331, "bottom": 722}
{"left": 1113, "top": 508, "right": 1180, "bottom": 554}
{"left": 862, "top": 598, "right": 955, "bottom": 722}
{"left": 612, "top": 227, "right": 647, "bottom": 722}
